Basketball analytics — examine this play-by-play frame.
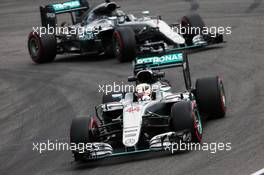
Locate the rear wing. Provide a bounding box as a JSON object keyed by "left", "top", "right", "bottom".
{"left": 133, "top": 51, "right": 192, "bottom": 90}
{"left": 134, "top": 52, "right": 185, "bottom": 71}
{"left": 40, "top": 0, "right": 89, "bottom": 27}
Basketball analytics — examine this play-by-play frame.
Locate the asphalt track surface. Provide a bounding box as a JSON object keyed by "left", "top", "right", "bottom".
{"left": 0, "top": 0, "right": 264, "bottom": 175}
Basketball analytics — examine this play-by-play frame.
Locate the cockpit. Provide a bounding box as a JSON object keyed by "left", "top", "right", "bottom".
{"left": 127, "top": 70, "right": 169, "bottom": 102}
{"left": 83, "top": 1, "right": 128, "bottom": 23}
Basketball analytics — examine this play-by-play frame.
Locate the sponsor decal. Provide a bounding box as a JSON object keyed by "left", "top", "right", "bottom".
{"left": 79, "top": 31, "right": 94, "bottom": 40}
{"left": 124, "top": 138, "right": 136, "bottom": 146}
{"left": 46, "top": 13, "right": 55, "bottom": 18}
{"left": 52, "top": 1, "right": 81, "bottom": 12}
{"left": 136, "top": 53, "right": 183, "bottom": 65}
{"left": 126, "top": 106, "right": 140, "bottom": 113}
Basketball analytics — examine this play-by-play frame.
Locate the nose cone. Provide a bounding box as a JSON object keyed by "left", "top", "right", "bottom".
{"left": 123, "top": 126, "right": 140, "bottom": 147}
{"left": 152, "top": 20, "right": 186, "bottom": 44}
{"left": 123, "top": 105, "right": 143, "bottom": 147}
{"left": 175, "top": 35, "right": 186, "bottom": 44}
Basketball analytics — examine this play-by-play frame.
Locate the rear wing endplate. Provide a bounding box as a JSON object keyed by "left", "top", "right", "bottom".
{"left": 40, "top": 0, "right": 89, "bottom": 27}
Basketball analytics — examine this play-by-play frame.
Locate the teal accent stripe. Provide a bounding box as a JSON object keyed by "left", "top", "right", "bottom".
{"left": 136, "top": 52, "right": 183, "bottom": 65}
{"left": 197, "top": 111, "right": 203, "bottom": 134}
{"left": 52, "top": 0, "right": 81, "bottom": 12}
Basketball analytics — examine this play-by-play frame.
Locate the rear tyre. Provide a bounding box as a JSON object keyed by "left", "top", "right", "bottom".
{"left": 195, "top": 76, "right": 226, "bottom": 119}
{"left": 181, "top": 13, "right": 205, "bottom": 45}
{"left": 113, "top": 27, "right": 136, "bottom": 62}
{"left": 170, "top": 101, "right": 203, "bottom": 143}
{"left": 28, "top": 31, "right": 57, "bottom": 64}
{"left": 70, "top": 117, "right": 99, "bottom": 161}
{"left": 79, "top": 0, "right": 89, "bottom": 8}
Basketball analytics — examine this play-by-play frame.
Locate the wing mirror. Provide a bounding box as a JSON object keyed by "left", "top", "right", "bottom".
{"left": 128, "top": 76, "right": 137, "bottom": 82}
{"left": 160, "top": 86, "right": 171, "bottom": 92}
{"left": 142, "top": 11, "right": 150, "bottom": 15}
{"left": 108, "top": 16, "right": 117, "bottom": 20}
{"left": 154, "top": 72, "right": 165, "bottom": 78}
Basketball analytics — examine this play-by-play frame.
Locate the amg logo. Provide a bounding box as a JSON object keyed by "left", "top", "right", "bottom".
{"left": 136, "top": 53, "right": 183, "bottom": 65}
{"left": 126, "top": 106, "right": 140, "bottom": 113}
{"left": 46, "top": 13, "right": 55, "bottom": 18}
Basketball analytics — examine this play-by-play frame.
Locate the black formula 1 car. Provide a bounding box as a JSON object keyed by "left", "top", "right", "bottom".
{"left": 70, "top": 51, "right": 227, "bottom": 161}
{"left": 27, "top": 0, "right": 224, "bottom": 64}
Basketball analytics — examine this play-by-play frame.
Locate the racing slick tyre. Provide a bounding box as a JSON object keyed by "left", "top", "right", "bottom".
{"left": 113, "top": 27, "right": 136, "bottom": 62}
{"left": 195, "top": 76, "right": 226, "bottom": 119}
{"left": 170, "top": 101, "right": 203, "bottom": 143}
{"left": 28, "top": 31, "right": 57, "bottom": 64}
{"left": 181, "top": 13, "right": 205, "bottom": 46}
{"left": 70, "top": 117, "right": 99, "bottom": 161}
{"left": 79, "top": 0, "right": 89, "bottom": 8}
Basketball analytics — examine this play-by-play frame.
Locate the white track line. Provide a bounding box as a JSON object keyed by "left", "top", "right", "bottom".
{"left": 251, "top": 168, "right": 264, "bottom": 175}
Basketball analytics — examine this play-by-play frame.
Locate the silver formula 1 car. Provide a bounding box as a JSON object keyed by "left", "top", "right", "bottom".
{"left": 70, "top": 51, "right": 226, "bottom": 161}
{"left": 28, "top": 0, "right": 224, "bottom": 63}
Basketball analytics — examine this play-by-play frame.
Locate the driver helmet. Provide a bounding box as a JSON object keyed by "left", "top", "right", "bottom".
{"left": 135, "top": 83, "right": 152, "bottom": 101}
{"left": 115, "top": 10, "right": 126, "bottom": 16}
{"left": 114, "top": 10, "right": 126, "bottom": 23}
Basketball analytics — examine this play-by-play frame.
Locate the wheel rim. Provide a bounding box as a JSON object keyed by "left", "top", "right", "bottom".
{"left": 89, "top": 117, "right": 99, "bottom": 141}
{"left": 219, "top": 80, "right": 226, "bottom": 112}
{"left": 194, "top": 110, "right": 203, "bottom": 134}
{"left": 113, "top": 32, "right": 123, "bottom": 58}
{"left": 181, "top": 17, "right": 191, "bottom": 34}
{"left": 181, "top": 19, "right": 189, "bottom": 28}
{"left": 114, "top": 38, "right": 121, "bottom": 56}
{"left": 29, "top": 38, "right": 39, "bottom": 57}
{"left": 193, "top": 108, "right": 202, "bottom": 141}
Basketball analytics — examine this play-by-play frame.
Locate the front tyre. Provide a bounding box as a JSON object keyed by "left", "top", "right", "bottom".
{"left": 170, "top": 101, "right": 203, "bottom": 143}
{"left": 113, "top": 27, "right": 136, "bottom": 62}
{"left": 195, "top": 76, "right": 226, "bottom": 119}
{"left": 28, "top": 31, "right": 56, "bottom": 64}
{"left": 181, "top": 13, "right": 205, "bottom": 46}
{"left": 70, "top": 117, "right": 99, "bottom": 161}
